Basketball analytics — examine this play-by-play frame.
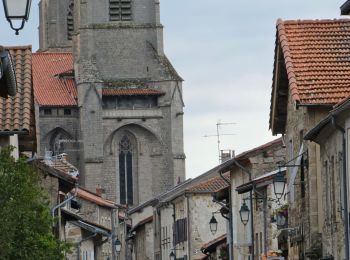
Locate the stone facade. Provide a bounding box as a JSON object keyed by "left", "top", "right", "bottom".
{"left": 304, "top": 103, "right": 350, "bottom": 259}
{"left": 37, "top": 0, "right": 186, "bottom": 207}
{"left": 227, "top": 138, "right": 285, "bottom": 259}
{"left": 283, "top": 92, "right": 329, "bottom": 259}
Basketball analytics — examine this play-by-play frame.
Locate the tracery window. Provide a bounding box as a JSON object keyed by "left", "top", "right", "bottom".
{"left": 119, "top": 135, "right": 133, "bottom": 205}
{"left": 110, "top": 0, "right": 132, "bottom": 21}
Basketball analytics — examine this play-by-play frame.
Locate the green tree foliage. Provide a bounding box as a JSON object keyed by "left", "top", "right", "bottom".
{"left": 0, "top": 147, "right": 68, "bottom": 260}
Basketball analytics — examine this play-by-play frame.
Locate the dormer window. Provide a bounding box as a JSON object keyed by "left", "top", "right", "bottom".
{"left": 110, "top": 0, "right": 132, "bottom": 21}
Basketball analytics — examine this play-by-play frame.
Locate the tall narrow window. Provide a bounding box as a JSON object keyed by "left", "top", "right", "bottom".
{"left": 119, "top": 135, "right": 133, "bottom": 205}
{"left": 67, "top": 1, "right": 74, "bottom": 40}
{"left": 110, "top": 0, "right": 132, "bottom": 21}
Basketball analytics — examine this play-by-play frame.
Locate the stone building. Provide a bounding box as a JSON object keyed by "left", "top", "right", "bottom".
{"left": 34, "top": 0, "right": 186, "bottom": 207}
{"left": 269, "top": 19, "right": 350, "bottom": 259}
{"left": 214, "top": 138, "right": 285, "bottom": 259}
{"left": 128, "top": 159, "right": 235, "bottom": 260}
{"left": 304, "top": 97, "right": 350, "bottom": 260}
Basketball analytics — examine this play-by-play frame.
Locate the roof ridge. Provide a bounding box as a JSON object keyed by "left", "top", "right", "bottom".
{"left": 276, "top": 19, "right": 300, "bottom": 103}
{"left": 5, "top": 45, "right": 32, "bottom": 50}
{"left": 279, "top": 18, "right": 350, "bottom": 24}
{"left": 33, "top": 52, "right": 73, "bottom": 55}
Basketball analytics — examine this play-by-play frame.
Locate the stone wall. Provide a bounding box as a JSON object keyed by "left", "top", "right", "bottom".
{"left": 284, "top": 90, "right": 329, "bottom": 258}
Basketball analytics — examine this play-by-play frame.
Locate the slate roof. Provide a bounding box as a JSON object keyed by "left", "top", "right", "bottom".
{"left": 276, "top": 19, "right": 350, "bottom": 105}
{"left": 32, "top": 52, "right": 77, "bottom": 107}
{"left": 0, "top": 46, "right": 33, "bottom": 133}
{"left": 102, "top": 88, "right": 164, "bottom": 96}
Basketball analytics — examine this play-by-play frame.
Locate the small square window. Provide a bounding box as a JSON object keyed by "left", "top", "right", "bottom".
{"left": 64, "top": 109, "right": 72, "bottom": 115}
{"left": 44, "top": 109, "right": 52, "bottom": 115}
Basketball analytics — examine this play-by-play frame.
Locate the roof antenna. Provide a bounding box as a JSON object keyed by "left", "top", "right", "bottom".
{"left": 203, "top": 120, "right": 236, "bottom": 163}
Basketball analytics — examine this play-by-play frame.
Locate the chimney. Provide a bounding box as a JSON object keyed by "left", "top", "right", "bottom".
{"left": 221, "top": 150, "right": 234, "bottom": 163}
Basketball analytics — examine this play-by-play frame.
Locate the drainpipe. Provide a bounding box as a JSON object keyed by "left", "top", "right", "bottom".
{"left": 52, "top": 184, "right": 79, "bottom": 218}
{"left": 171, "top": 202, "right": 176, "bottom": 259}
{"left": 219, "top": 171, "right": 234, "bottom": 260}
{"left": 186, "top": 194, "right": 191, "bottom": 260}
{"left": 331, "top": 116, "right": 349, "bottom": 260}
{"left": 231, "top": 160, "right": 255, "bottom": 260}
{"left": 111, "top": 208, "right": 117, "bottom": 260}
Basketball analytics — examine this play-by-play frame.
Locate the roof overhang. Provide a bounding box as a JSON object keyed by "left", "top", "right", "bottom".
{"left": 236, "top": 168, "right": 286, "bottom": 194}
{"left": 201, "top": 234, "right": 227, "bottom": 254}
{"left": 130, "top": 216, "right": 153, "bottom": 232}
{"left": 341, "top": 0, "right": 350, "bottom": 15}
{"left": 304, "top": 98, "right": 350, "bottom": 142}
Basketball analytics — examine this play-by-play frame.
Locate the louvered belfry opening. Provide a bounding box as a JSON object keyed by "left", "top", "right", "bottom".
{"left": 67, "top": 1, "right": 74, "bottom": 40}
{"left": 110, "top": 0, "right": 132, "bottom": 21}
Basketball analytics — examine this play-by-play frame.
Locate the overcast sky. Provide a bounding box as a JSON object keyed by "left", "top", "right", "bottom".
{"left": 0, "top": 0, "right": 346, "bottom": 179}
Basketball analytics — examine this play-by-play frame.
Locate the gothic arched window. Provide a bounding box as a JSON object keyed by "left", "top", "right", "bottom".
{"left": 119, "top": 135, "right": 133, "bottom": 205}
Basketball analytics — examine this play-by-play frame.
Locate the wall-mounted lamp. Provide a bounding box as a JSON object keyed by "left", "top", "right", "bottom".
{"left": 2, "top": 0, "right": 32, "bottom": 35}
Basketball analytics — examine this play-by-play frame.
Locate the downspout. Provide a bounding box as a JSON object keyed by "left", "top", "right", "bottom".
{"left": 331, "top": 116, "right": 350, "bottom": 260}
{"left": 186, "top": 194, "right": 191, "bottom": 260}
{"left": 232, "top": 160, "right": 255, "bottom": 260}
{"left": 219, "top": 171, "right": 234, "bottom": 260}
{"left": 51, "top": 184, "right": 79, "bottom": 218}
{"left": 171, "top": 202, "right": 176, "bottom": 259}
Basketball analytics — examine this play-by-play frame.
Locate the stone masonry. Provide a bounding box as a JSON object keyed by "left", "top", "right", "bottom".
{"left": 36, "top": 0, "right": 186, "bottom": 207}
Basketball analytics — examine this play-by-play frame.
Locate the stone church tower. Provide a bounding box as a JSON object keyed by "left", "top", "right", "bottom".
{"left": 37, "top": 0, "right": 186, "bottom": 206}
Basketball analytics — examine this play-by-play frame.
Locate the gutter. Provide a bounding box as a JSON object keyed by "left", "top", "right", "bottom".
{"left": 51, "top": 184, "right": 79, "bottom": 218}
{"left": 331, "top": 116, "right": 350, "bottom": 260}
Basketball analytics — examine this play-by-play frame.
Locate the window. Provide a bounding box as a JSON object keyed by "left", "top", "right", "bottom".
{"left": 174, "top": 218, "right": 187, "bottom": 244}
{"left": 102, "top": 95, "right": 158, "bottom": 109}
{"left": 67, "top": 0, "right": 74, "bottom": 40}
{"left": 44, "top": 108, "right": 52, "bottom": 115}
{"left": 110, "top": 0, "right": 132, "bottom": 21}
{"left": 64, "top": 109, "right": 71, "bottom": 115}
{"left": 119, "top": 135, "right": 133, "bottom": 205}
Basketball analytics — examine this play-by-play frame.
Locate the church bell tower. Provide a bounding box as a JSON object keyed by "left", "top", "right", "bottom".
{"left": 39, "top": 0, "right": 186, "bottom": 206}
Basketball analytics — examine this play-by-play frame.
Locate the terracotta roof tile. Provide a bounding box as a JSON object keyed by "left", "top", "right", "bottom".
{"left": 276, "top": 19, "right": 350, "bottom": 105}
{"left": 188, "top": 173, "right": 229, "bottom": 193}
{"left": 32, "top": 52, "right": 77, "bottom": 107}
{"left": 102, "top": 88, "right": 164, "bottom": 96}
{"left": 0, "top": 46, "right": 33, "bottom": 133}
{"left": 73, "top": 187, "right": 117, "bottom": 209}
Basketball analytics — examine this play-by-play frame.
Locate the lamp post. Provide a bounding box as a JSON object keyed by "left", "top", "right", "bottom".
{"left": 273, "top": 170, "right": 286, "bottom": 200}
{"left": 2, "top": 0, "right": 32, "bottom": 35}
{"left": 115, "top": 238, "right": 121, "bottom": 255}
{"left": 209, "top": 215, "right": 218, "bottom": 235}
{"left": 239, "top": 201, "right": 250, "bottom": 226}
{"left": 169, "top": 251, "right": 176, "bottom": 260}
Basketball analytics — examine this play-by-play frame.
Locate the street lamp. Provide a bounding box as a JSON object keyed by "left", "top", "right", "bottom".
{"left": 209, "top": 215, "right": 218, "bottom": 235}
{"left": 273, "top": 170, "right": 286, "bottom": 200}
{"left": 114, "top": 238, "right": 121, "bottom": 254}
{"left": 239, "top": 201, "right": 250, "bottom": 226}
{"left": 2, "top": 0, "right": 32, "bottom": 35}
{"left": 169, "top": 251, "right": 176, "bottom": 260}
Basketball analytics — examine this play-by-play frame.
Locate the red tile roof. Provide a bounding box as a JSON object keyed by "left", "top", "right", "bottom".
{"left": 73, "top": 187, "right": 117, "bottom": 209}
{"left": 188, "top": 173, "right": 229, "bottom": 193}
{"left": 102, "top": 88, "right": 164, "bottom": 96}
{"left": 276, "top": 19, "right": 350, "bottom": 105}
{"left": 32, "top": 52, "right": 77, "bottom": 107}
{"left": 0, "top": 46, "right": 33, "bottom": 133}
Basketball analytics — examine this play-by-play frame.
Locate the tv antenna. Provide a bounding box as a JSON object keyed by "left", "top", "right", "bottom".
{"left": 203, "top": 120, "right": 236, "bottom": 163}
